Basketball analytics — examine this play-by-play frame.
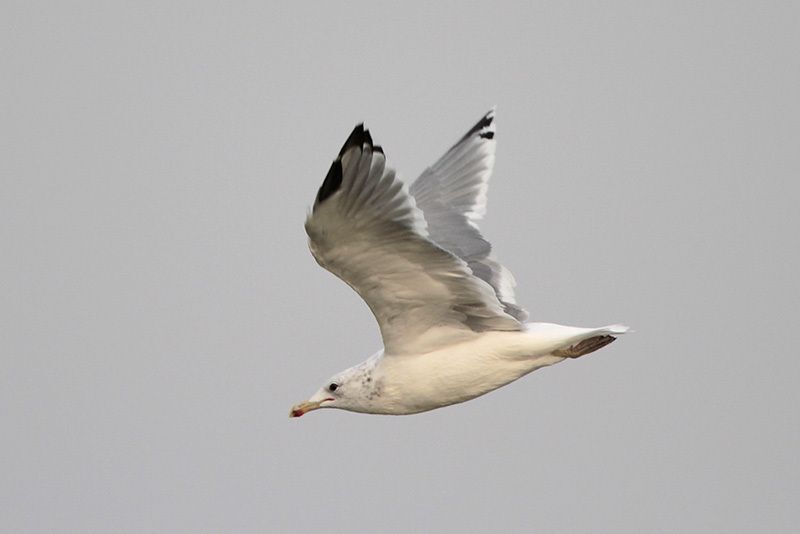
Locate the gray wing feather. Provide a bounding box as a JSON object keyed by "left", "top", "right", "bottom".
{"left": 409, "top": 109, "right": 528, "bottom": 322}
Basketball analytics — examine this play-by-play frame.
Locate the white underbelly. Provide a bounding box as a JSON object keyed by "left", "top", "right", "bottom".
{"left": 376, "top": 329, "right": 567, "bottom": 414}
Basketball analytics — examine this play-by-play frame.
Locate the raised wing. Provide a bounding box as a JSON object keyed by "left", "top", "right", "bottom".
{"left": 410, "top": 109, "right": 528, "bottom": 322}
{"left": 306, "top": 124, "right": 522, "bottom": 355}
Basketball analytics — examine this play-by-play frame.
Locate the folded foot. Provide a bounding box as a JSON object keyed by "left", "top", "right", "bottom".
{"left": 553, "top": 335, "right": 616, "bottom": 358}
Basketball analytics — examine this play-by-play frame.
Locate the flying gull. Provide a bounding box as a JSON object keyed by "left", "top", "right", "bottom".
{"left": 290, "top": 109, "right": 628, "bottom": 417}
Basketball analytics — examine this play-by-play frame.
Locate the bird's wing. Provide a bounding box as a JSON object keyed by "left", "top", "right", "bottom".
{"left": 409, "top": 109, "right": 528, "bottom": 322}
{"left": 306, "top": 124, "right": 522, "bottom": 355}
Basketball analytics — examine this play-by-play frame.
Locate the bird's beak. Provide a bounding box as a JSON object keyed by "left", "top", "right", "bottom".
{"left": 289, "top": 398, "right": 333, "bottom": 418}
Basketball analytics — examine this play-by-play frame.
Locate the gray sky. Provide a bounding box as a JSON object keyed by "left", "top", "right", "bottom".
{"left": 3, "top": 1, "right": 799, "bottom": 532}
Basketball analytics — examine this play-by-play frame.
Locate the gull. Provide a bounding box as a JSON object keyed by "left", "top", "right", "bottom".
{"left": 290, "top": 109, "right": 628, "bottom": 417}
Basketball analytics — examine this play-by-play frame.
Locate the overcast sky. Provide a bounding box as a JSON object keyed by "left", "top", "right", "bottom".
{"left": 3, "top": 2, "right": 799, "bottom": 532}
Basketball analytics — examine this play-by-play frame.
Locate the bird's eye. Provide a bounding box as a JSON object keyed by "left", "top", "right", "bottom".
{"left": 328, "top": 383, "right": 338, "bottom": 392}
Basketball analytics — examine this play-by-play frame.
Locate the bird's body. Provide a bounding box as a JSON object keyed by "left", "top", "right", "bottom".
{"left": 337, "top": 323, "right": 627, "bottom": 415}
{"left": 290, "top": 109, "right": 628, "bottom": 418}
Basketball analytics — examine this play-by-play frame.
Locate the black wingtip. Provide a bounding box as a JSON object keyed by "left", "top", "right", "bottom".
{"left": 317, "top": 123, "right": 381, "bottom": 206}
{"left": 316, "top": 159, "right": 343, "bottom": 204}
{"left": 338, "top": 123, "right": 375, "bottom": 157}
{"left": 460, "top": 109, "right": 495, "bottom": 142}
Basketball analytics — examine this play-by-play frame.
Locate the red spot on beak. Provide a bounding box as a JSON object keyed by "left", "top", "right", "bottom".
{"left": 291, "top": 409, "right": 305, "bottom": 418}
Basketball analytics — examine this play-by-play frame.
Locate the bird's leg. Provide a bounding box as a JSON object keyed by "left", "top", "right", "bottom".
{"left": 552, "top": 335, "right": 616, "bottom": 358}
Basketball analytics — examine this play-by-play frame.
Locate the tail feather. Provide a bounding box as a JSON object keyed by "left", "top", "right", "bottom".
{"left": 605, "top": 324, "right": 630, "bottom": 335}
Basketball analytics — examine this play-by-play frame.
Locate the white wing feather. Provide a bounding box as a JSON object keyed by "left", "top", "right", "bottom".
{"left": 305, "top": 125, "right": 521, "bottom": 355}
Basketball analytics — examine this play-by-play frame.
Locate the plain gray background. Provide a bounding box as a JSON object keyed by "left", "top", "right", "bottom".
{"left": 3, "top": 2, "right": 799, "bottom": 532}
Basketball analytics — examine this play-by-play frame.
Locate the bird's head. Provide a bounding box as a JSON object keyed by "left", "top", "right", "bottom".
{"left": 289, "top": 365, "right": 377, "bottom": 418}
{"left": 289, "top": 379, "right": 340, "bottom": 418}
